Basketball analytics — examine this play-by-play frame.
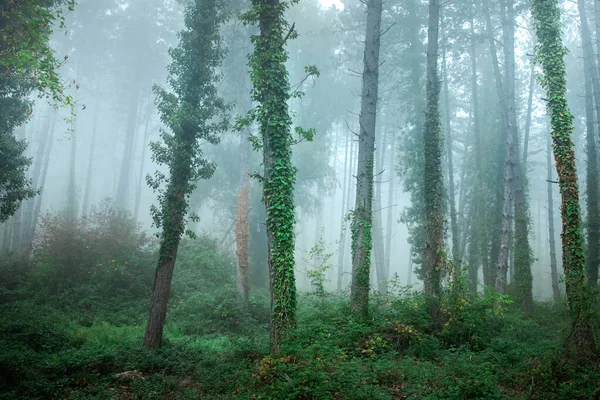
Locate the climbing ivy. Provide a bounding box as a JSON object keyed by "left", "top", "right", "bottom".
{"left": 143, "top": 0, "right": 228, "bottom": 348}
{"left": 240, "top": 0, "right": 303, "bottom": 352}
{"left": 530, "top": 0, "right": 597, "bottom": 359}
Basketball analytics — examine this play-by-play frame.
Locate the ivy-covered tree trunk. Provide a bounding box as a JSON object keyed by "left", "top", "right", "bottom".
{"left": 531, "top": 0, "right": 597, "bottom": 359}
{"left": 423, "top": 0, "right": 444, "bottom": 317}
{"left": 350, "top": 0, "right": 382, "bottom": 318}
{"left": 144, "top": 0, "right": 226, "bottom": 348}
{"left": 577, "top": 0, "right": 600, "bottom": 288}
{"left": 244, "top": 0, "right": 298, "bottom": 351}
{"left": 144, "top": 157, "right": 193, "bottom": 348}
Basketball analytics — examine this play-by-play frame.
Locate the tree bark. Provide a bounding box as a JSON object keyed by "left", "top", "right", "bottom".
{"left": 115, "top": 80, "right": 141, "bottom": 211}
{"left": 577, "top": 0, "right": 600, "bottom": 287}
{"left": 82, "top": 98, "right": 100, "bottom": 216}
{"left": 423, "top": 0, "right": 444, "bottom": 318}
{"left": 467, "top": 9, "right": 482, "bottom": 292}
{"left": 373, "top": 126, "right": 387, "bottom": 294}
{"left": 235, "top": 172, "right": 250, "bottom": 302}
{"left": 337, "top": 132, "right": 351, "bottom": 291}
{"left": 547, "top": 134, "right": 560, "bottom": 300}
{"left": 134, "top": 108, "right": 152, "bottom": 221}
{"left": 350, "top": 0, "right": 382, "bottom": 318}
{"left": 531, "top": 0, "right": 597, "bottom": 359}
{"left": 441, "top": 14, "right": 459, "bottom": 266}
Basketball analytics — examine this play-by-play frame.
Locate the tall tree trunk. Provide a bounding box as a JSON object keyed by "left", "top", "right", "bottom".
{"left": 373, "top": 126, "right": 387, "bottom": 294}
{"left": 468, "top": 9, "right": 483, "bottom": 292}
{"left": 337, "top": 132, "right": 351, "bottom": 291}
{"left": 577, "top": 0, "right": 600, "bottom": 287}
{"left": 236, "top": 171, "right": 250, "bottom": 302}
{"left": 27, "top": 120, "right": 56, "bottom": 255}
{"left": 82, "top": 98, "right": 100, "bottom": 216}
{"left": 441, "top": 14, "right": 459, "bottom": 266}
{"left": 144, "top": 154, "right": 193, "bottom": 347}
{"left": 531, "top": 0, "right": 597, "bottom": 358}
{"left": 134, "top": 110, "right": 152, "bottom": 221}
{"left": 350, "top": 0, "right": 382, "bottom": 318}
{"left": 21, "top": 113, "right": 53, "bottom": 252}
{"left": 522, "top": 53, "right": 535, "bottom": 167}
{"left": 503, "top": 0, "right": 533, "bottom": 313}
{"left": 250, "top": 0, "right": 299, "bottom": 351}
{"left": 423, "top": 0, "right": 444, "bottom": 318}
{"left": 547, "top": 133, "right": 560, "bottom": 300}
{"left": 115, "top": 80, "right": 141, "bottom": 211}
{"left": 384, "top": 134, "right": 395, "bottom": 280}
{"left": 66, "top": 120, "right": 78, "bottom": 223}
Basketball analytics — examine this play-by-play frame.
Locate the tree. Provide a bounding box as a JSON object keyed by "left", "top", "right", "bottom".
{"left": 531, "top": 0, "right": 597, "bottom": 359}
{"left": 576, "top": 0, "right": 600, "bottom": 288}
{"left": 423, "top": 0, "right": 444, "bottom": 317}
{"left": 0, "top": 0, "right": 74, "bottom": 225}
{"left": 349, "top": 0, "right": 382, "bottom": 318}
{"left": 241, "top": 0, "right": 301, "bottom": 352}
{"left": 143, "top": 0, "right": 228, "bottom": 348}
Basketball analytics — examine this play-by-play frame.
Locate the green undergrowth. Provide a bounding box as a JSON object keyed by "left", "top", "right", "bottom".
{"left": 1, "top": 206, "right": 598, "bottom": 399}
{"left": 1, "top": 293, "right": 598, "bottom": 399}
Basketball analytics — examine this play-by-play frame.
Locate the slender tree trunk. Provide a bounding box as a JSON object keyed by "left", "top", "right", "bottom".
{"left": 337, "top": 132, "right": 350, "bottom": 291}
{"left": 115, "top": 81, "right": 141, "bottom": 211}
{"left": 350, "top": 0, "right": 382, "bottom": 318}
{"left": 82, "top": 98, "right": 100, "bottom": 216}
{"left": 28, "top": 120, "right": 56, "bottom": 254}
{"left": 423, "top": 0, "right": 444, "bottom": 318}
{"left": 441, "top": 14, "right": 459, "bottom": 266}
{"left": 503, "top": 0, "right": 533, "bottom": 313}
{"left": 236, "top": 171, "right": 250, "bottom": 302}
{"left": 468, "top": 9, "right": 483, "bottom": 292}
{"left": 21, "top": 113, "right": 53, "bottom": 251}
{"left": 577, "top": 0, "right": 600, "bottom": 287}
{"left": 522, "top": 54, "right": 535, "bottom": 167}
{"left": 547, "top": 133, "right": 560, "bottom": 300}
{"left": 134, "top": 111, "right": 151, "bottom": 221}
{"left": 385, "top": 134, "right": 395, "bottom": 280}
{"left": 531, "top": 0, "right": 597, "bottom": 358}
{"left": 407, "top": 249, "right": 413, "bottom": 286}
{"left": 373, "top": 127, "right": 387, "bottom": 294}
{"left": 144, "top": 158, "right": 192, "bottom": 347}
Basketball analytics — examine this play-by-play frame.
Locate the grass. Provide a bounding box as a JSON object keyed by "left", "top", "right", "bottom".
{"left": 1, "top": 292, "right": 597, "bottom": 400}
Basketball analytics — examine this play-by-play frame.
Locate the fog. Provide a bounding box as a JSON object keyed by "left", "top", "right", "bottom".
{"left": 1, "top": 0, "right": 594, "bottom": 301}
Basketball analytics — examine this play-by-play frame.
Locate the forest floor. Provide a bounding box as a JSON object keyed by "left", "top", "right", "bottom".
{"left": 0, "top": 210, "right": 598, "bottom": 399}
{"left": 1, "top": 291, "right": 598, "bottom": 400}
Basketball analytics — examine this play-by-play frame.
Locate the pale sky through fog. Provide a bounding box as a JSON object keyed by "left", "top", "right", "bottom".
{"left": 319, "top": 0, "right": 344, "bottom": 9}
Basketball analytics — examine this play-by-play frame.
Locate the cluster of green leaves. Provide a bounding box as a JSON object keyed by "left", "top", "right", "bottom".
{"left": 148, "top": 0, "right": 229, "bottom": 237}
{"left": 239, "top": 0, "right": 302, "bottom": 346}
{"left": 301, "top": 234, "right": 334, "bottom": 297}
{"left": 0, "top": 0, "right": 75, "bottom": 107}
{"left": 530, "top": 0, "right": 596, "bottom": 358}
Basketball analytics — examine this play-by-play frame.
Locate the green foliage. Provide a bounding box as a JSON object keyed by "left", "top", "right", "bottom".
{"left": 301, "top": 235, "right": 334, "bottom": 297}
{"left": 31, "top": 200, "right": 155, "bottom": 304}
{"left": 240, "top": 0, "right": 301, "bottom": 348}
{"left": 531, "top": 0, "right": 597, "bottom": 358}
{"left": 0, "top": 0, "right": 75, "bottom": 108}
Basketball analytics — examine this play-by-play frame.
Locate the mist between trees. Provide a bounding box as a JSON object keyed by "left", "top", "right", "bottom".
{"left": 1, "top": 0, "right": 599, "bottom": 398}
